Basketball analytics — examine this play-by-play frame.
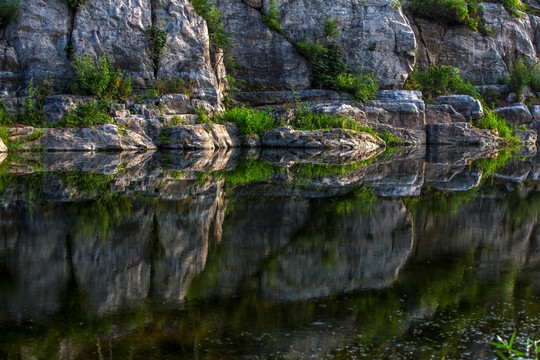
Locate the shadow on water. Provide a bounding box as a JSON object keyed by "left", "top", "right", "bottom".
{"left": 0, "top": 146, "right": 539, "bottom": 359}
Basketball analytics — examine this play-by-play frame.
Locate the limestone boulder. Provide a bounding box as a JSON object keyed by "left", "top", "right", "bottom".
{"left": 261, "top": 126, "right": 385, "bottom": 151}
{"left": 425, "top": 104, "right": 467, "bottom": 124}
{"left": 426, "top": 123, "right": 501, "bottom": 148}
{"left": 12, "top": 125, "right": 158, "bottom": 152}
{"left": 156, "top": 124, "right": 241, "bottom": 150}
{"left": 434, "top": 95, "right": 483, "bottom": 119}
{"left": 365, "top": 90, "right": 425, "bottom": 128}
{"left": 494, "top": 104, "right": 533, "bottom": 126}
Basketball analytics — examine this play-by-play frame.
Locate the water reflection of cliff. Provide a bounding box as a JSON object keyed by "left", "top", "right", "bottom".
{"left": 1, "top": 148, "right": 540, "bottom": 359}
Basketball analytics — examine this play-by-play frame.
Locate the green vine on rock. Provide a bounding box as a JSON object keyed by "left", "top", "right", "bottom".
{"left": 149, "top": 19, "right": 167, "bottom": 72}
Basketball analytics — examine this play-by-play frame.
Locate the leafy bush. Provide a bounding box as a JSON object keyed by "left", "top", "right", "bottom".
{"left": 476, "top": 108, "right": 517, "bottom": 143}
{"left": 218, "top": 107, "right": 277, "bottom": 136}
{"left": 149, "top": 20, "right": 167, "bottom": 70}
{"left": 289, "top": 107, "right": 360, "bottom": 131}
{"left": 0, "top": 0, "right": 20, "bottom": 29}
{"left": 404, "top": 65, "right": 480, "bottom": 100}
{"left": 69, "top": 54, "right": 132, "bottom": 101}
{"left": 501, "top": 58, "right": 540, "bottom": 102}
{"left": 191, "top": 0, "right": 230, "bottom": 49}
{"left": 58, "top": 101, "right": 112, "bottom": 128}
{"left": 262, "top": 0, "right": 283, "bottom": 35}
{"left": 496, "top": 0, "right": 526, "bottom": 17}
{"left": 334, "top": 71, "right": 379, "bottom": 102}
{"left": 409, "top": 0, "right": 482, "bottom": 31}
{"left": 66, "top": 0, "right": 85, "bottom": 10}
{"left": 296, "top": 40, "right": 347, "bottom": 89}
{"left": 323, "top": 16, "right": 340, "bottom": 38}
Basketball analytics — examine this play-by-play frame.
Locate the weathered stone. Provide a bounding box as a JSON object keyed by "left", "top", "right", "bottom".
{"left": 531, "top": 105, "right": 540, "bottom": 121}
{"left": 411, "top": 3, "right": 536, "bottom": 84}
{"left": 11, "top": 125, "right": 158, "bottom": 152}
{"left": 309, "top": 103, "right": 367, "bottom": 124}
{"left": 0, "top": 44, "right": 21, "bottom": 96}
{"left": 366, "top": 121, "right": 426, "bottom": 146}
{"left": 0, "top": 138, "right": 7, "bottom": 153}
{"left": 365, "top": 90, "right": 425, "bottom": 128}
{"left": 235, "top": 90, "right": 352, "bottom": 107}
{"left": 434, "top": 95, "right": 483, "bottom": 119}
{"left": 71, "top": 0, "right": 154, "bottom": 85}
{"left": 513, "top": 129, "right": 538, "bottom": 156}
{"left": 158, "top": 94, "right": 195, "bottom": 114}
{"left": 3, "top": 0, "right": 72, "bottom": 92}
{"left": 156, "top": 0, "right": 225, "bottom": 106}
{"left": 494, "top": 104, "right": 533, "bottom": 126}
{"left": 425, "top": 104, "right": 467, "bottom": 124}
{"left": 242, "top": 135, "right": 262, "bottom": 147}
{"left": 426, "top": 123, "right": 501, "bottom": 148}
{"left": 42, "top": 95, "right": 92, "bottom": 125}
{"left": 157, "top": 124, "right": 241, "bottom": 150}
{"left": 262, "top": 126, "right": 385, "bottom": 151}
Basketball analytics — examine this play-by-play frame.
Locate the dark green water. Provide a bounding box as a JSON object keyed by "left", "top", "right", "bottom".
{"left": 0, "top": 147, "right": 539, "bottom": 359}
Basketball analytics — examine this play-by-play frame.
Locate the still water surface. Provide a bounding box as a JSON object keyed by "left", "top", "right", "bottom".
{"left": 0, "top": 147, "right": 539, "bottom": 359}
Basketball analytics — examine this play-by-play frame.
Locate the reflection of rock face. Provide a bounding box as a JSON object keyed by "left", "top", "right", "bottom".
{"left": 0, "top": 179, "right": 227, "bottom": 320}
{"left": 260, "top": 199, "right": 413, "bottom": 300}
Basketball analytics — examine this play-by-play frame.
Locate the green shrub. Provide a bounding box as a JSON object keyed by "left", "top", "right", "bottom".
{"left": 69, "top": 54, "right": 132, "bottom": 101}
{"left": 149, "top": 20, "right": 167, "bottom": 70}
{"left": 19, "top": 77, "right": 52, "bottom": 127}
{"left": 58, "top": 101, "right": 112, "bottom": 128}
{"left": 0, "top": 102, "right": 13, "bottom": 126}
{"left": 218, "top": 107, "right": 277, "bottom": 136}
{"left": 323, "top": 16, "right": 340, "bottom": 38}
{"left": 409, "top": 0, "right": 481, "bottom": 31}
{"left": 501, "top": 58, "right": 540, "bottom": 102}
{"left": 404, "top": 65, "right": 480, "bottom": 100}
{"left": 296, "top": 40, "right": 347, "bottom": 89}
{"left": 66, "top": 0, "right": 85, "bottom": 10}
{"left": 0, "top": 0, "right": 20, "bottom": 29}
{"left": 334, "top": 71, "right": 379, "bottom": 102}
{"left": 262, "top": 0, "right": 283, "bottom": 34}
{"left": 191, "top": 0, "right": 230, "bottom": 49}
{"left": 476, "top": 108, "right": 517, "bottom": 143}
{"left": 496, "top": 0, "right": 526, "bottom": 17}
{"left": 289, "top": 107, "right": 360, "bottom": 131}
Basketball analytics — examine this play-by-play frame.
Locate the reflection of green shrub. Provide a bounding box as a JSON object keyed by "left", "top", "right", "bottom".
{"left": 404, "top": 65, "right": 480, "bottom": 100}
{"left": 0, "top": 0, "right": 20, "bottom": 29}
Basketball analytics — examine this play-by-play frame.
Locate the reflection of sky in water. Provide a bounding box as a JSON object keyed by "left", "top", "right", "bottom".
{"left": 0, "top": 148, "right": 539, "bottom": 359}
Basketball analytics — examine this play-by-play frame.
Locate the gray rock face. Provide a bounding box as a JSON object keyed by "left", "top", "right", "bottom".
{"left": 42, "top": 95, "right": 92, "bottom": 125}
{"left": 366, "top": 90, "right": 425, "bottom": 128}
{"left": 434, "top": 95, "right": 484, "bottom": 119}
{"left": 494, "top": 103, "right": 533, "bottom": 126}
{"left": 219, "top": 0, "right": 415, "bottom": 89}
{"left": 411, "top": 3, "right": 537, "bottom": 84}
{"left": 71, "top": 0, "right": 154, "bottom": 85}
{"left": 2, "top": 0, "right": 71, "bottom": 94}
{"left": 155, "top": 0, "right": 225, "bottom": 105}
{"left": 0, "top": 138, "right": 7, "bottom": 152}
{"left": 218, "top": 0, "right": 309, "bottom": 90}
{"left": 262, "top": 126, "right": 385, "bottom": 151}
{"left": 426, "top": 123, "right": 501, "bottom": 148}
{"left": 425, "top": 104, "right": 467, "bottom": 124}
